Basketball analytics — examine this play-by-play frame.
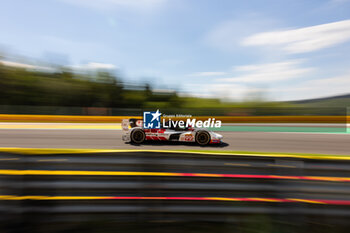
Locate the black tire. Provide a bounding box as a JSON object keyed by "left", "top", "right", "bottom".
{"left": 130, "top": 129, "right": 146, "bottom": 144}
{"left": 195, "top": 131, "right": 211, "bottom": 146}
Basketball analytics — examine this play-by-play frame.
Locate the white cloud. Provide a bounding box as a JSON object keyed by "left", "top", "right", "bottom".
{"left": 69, "top": 62, "right": 117, "bottom": 70}
{"left": 182, "top": 82, "right": 267, "bottom": 101}
{"left": 271, "top": 72, "right": 350, "bottom": 100}
{"left": 0, "top": 60, "right": 54, "bottom": 71}
{"left": 204, "top": 17, "right": 279, "bottom": 52}
{"left": 0, "top": 60, "right": 37, "bottom": 69}
{"left": 182, "top": 60, "right": 314, "bottom": 100}
{"left": 188, "top": 71, "right": 350, "bottom": 101}
{"left": 187, "top": 71, "right": 227, "bottom": 77}
{"left": 0, "top": 60, "right": 117, "bottom": 72}
{"left": 58, "top": 0, "right": 167, "bottom": 11}
{"left": 242, "top": 19, "right": 350, "bottom": 53}
{"left": 209, "top": 83, "right": 266, "bottom": 100}
{"left": 183, "top": 66, "right": 350, "bottom": 101}
{"left": 218, "top": 60, "right": 313, "bottom": 83}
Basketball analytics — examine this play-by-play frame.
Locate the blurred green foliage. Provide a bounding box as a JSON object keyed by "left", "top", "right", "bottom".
{"left": 0, "top": 61, "right": 346, "bottom": 116}
{"left": 0, "top": 63, "right": 179, "bottom": 109}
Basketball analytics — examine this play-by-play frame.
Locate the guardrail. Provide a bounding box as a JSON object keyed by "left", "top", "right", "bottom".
{"left": 0, "top": 149, "right": 350, "bottom": 232}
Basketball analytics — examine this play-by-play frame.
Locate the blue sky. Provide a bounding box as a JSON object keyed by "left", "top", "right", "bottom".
{"left": 1, "top": 0, "right": 350, "bottom": 101}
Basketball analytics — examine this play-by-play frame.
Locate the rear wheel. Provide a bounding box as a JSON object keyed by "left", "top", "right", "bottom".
{"left": 195, "top": 131, "right": 211, "bottom": 146}
{"left": 130, "top": 129, "right": 146, "bottom": 144}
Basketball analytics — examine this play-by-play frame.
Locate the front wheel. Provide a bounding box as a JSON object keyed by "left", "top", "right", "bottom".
{"left": 130, "top": 129, "right": 146, "bottom": 144}
{"left": 195, "top": 131, "right": 211, "bottom": 146}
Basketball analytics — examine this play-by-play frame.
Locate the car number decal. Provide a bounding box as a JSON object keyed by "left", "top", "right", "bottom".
{"left": 184, "top": 134, "right": 194, "bottom": 141}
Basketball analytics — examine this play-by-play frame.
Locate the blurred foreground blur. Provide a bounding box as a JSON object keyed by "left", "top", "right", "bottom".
{"left": 1, "top": 149, "right": 350, "bottom": 233}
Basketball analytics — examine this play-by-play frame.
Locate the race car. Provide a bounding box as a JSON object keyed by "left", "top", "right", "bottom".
{"left": 122, "top": 118, "right": 223, "bottom": 146}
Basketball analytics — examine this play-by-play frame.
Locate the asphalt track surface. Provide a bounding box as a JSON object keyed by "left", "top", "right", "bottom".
{"left": 1, "top": 128, "right": 350, "bottom": 155}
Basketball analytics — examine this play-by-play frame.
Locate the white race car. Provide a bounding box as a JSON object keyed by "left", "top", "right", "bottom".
{"left": 122, "top": 119, "right": 223, "bottom": 146}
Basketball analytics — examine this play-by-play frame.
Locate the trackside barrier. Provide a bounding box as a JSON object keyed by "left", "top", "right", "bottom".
{"left": 0, "top": 149, "right": 350, "bottom": 232}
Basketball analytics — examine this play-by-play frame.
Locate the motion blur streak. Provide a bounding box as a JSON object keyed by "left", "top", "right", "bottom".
{"left": 1, "top": 195, "right": 350, "bottom": 205}
{"left": 1, "top": 169, "right": 350, "bottom": 182}
{"left": 1, "top": 147, "right": 350, "bottom": 160}
{"left": 1, "top": 148, "right": 350, "bottom": 231}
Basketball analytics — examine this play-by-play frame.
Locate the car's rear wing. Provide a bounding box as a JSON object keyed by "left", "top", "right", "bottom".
{"left": 122, "top": 119, "right": 143, "bottom": 131}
